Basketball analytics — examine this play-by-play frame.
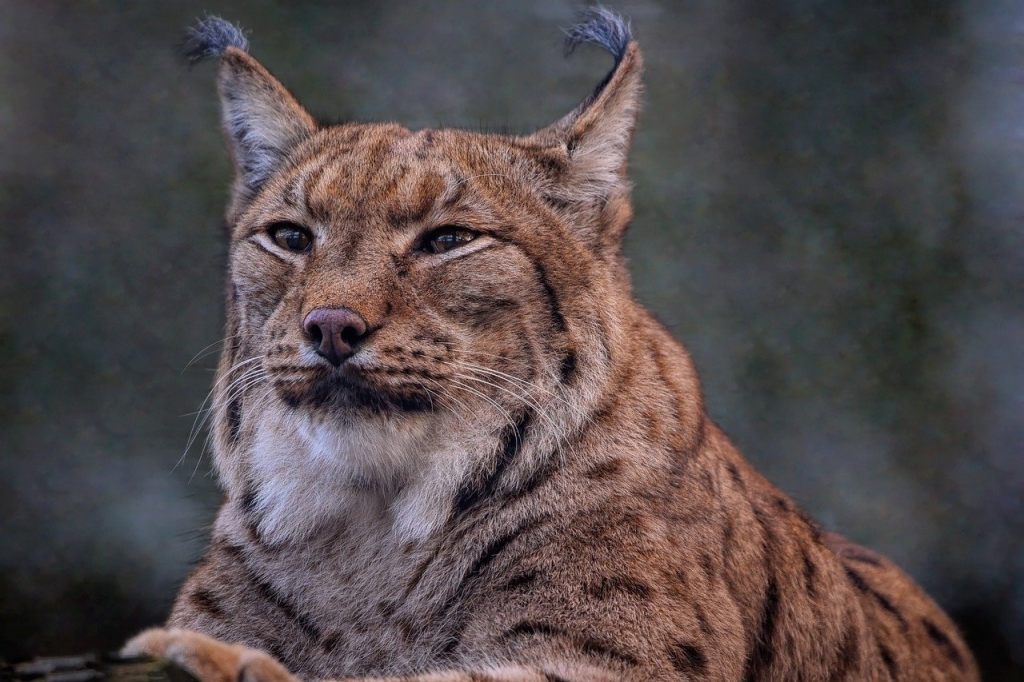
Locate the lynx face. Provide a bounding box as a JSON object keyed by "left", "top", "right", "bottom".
{"left": 203, "top": 20, "right": 641, "bottom": 538}
{"left": 230, "top": 126, "right": 590, "bottom": 419}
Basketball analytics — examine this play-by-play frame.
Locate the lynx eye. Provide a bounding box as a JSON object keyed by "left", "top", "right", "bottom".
{"left": 421, "top": 226, "right": 478, "bottom": 255}
{"left": 268, "top": 223, "right": 312, "bottom": 253}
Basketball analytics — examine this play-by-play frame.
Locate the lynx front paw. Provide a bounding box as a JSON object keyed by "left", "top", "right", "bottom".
{"left": 123, "top": 628, "right": 296, "bottom": 682}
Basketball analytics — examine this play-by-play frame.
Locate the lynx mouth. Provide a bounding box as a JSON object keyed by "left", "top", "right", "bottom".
{"left": 272, "top": 363, "right": 436, "bottom": 414}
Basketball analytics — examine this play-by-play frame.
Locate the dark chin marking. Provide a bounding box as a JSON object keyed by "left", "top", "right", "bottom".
{"left": 275, "top": 374, "right": 435, "bottom": 414}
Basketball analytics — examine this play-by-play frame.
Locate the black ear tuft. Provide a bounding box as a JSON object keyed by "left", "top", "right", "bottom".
{"left": 564, "top": 6, "right": 632, "bottom": 63}
{"left": 183, "top": 16, "right": 250, "bottom": 64}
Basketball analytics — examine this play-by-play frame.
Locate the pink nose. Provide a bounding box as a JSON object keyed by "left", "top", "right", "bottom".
{"left": 302, "top": 307, "right": 368, "bottom": 366}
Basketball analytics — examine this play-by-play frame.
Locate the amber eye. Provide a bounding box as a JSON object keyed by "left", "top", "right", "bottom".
{"left": 269, "top": 223, "right": 312, "bottom": 253}
{"left": 421, "top": 226, "right": 478, "bottom": 254}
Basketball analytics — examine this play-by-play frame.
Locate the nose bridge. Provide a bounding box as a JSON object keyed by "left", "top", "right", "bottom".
{"left": 301, "top": 243, "right": 391, "bottom": 324}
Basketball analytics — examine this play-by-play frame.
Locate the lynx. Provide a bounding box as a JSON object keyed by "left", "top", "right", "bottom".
{"left": 126, "top": 9, "right": 978, "bottom": 681}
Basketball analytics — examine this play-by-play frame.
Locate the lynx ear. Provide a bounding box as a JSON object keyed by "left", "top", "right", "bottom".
{"left": 527, "top": 8, "right": 643, "bottom": 245}
{"left": 184, "top": 17, "right": 316, "bottom": 213}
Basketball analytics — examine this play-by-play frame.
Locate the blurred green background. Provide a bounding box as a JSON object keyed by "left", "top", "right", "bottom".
{"left": 1, "top": 0, "right": 1021, "bottom": 677}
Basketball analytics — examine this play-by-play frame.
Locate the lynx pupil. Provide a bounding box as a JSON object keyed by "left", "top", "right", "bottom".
{"left": 270, "top": 223, "right": 311, "bottom": 252}
{"left": 424, "top": 226, "right": 476, "bottom": 254}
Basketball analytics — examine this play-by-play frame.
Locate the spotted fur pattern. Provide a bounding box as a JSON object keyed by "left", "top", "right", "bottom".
{"left": 126, "top": 9, "right": 978, "bottom": 681}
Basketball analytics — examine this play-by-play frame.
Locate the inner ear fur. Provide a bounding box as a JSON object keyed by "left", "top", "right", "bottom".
{"left": 217, "top": 48, "right": 317, "bottom": 218}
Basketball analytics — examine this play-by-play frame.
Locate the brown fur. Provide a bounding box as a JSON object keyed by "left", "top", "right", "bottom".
{"left": 126, "top": 13, "right": 978, "bottom": 682}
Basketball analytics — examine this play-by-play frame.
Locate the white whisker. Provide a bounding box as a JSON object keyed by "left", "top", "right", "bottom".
{"left": 448, "top": 368, "right": 561, "bottom": 436}
{"left": 447, "top": 375, "right": 519, "bottom": 438}
{"left": 176, "top": 356, "right": 263, "bottom": 472}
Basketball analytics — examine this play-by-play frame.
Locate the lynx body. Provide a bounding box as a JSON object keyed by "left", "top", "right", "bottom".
{"left": 127, "top": 10, "right": 977, "bottom": 681}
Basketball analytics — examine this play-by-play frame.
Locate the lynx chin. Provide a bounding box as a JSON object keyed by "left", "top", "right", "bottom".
{"left": 125, "top": 8, "right": 978, "bottom": 681}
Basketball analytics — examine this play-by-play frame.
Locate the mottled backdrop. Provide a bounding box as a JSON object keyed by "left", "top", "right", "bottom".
{"left": 1, "top": 1, "right": 1021, "bottom": 678}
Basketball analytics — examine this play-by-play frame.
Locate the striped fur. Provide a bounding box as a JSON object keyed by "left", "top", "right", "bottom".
{"left": 126, "top": 9, "right": 978, "bottom": 681}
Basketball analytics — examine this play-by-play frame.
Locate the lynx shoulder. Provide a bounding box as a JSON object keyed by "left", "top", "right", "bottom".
{"left": 126, "top": 9, "right": 978, "bottom": 681}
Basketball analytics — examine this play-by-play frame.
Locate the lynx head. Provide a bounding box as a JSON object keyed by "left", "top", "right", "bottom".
{"left": 188, "top": 9, "right": 645, "bottom": 540}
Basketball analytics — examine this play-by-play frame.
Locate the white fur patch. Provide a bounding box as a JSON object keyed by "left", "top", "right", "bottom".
{"left": 245, "top": 405, "right": 472, "bottom": 544}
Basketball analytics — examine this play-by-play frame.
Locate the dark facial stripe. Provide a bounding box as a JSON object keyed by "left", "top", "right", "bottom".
{"left": 527, "top": 254, "right": 566, "bottom": 334}
{"left": 354, "top": 136, "right": 396, "bottom": 196}
{"left": 453, "top": 410, "right": 532, "bottom": 514}
{"left": 263, "top": 639, "right": 290, "bottom": 665}
{"left": 445, "top": 295, "right": 520, "bottom": 331}
{"left": 509, "top": 456, "right": 559, "bottom": 504}
{"left": 283, "top": 174, "right": 302, "bottom": 208}
{"left": 224, "top": 299, "right": 241, "bottom": 372}
{"left": 699, "top": 553, "right": 716, "bottom": 583}
{"left": 372, "top": 162, "right": 409, "bottom": 208}
{"left": 394, "top": 172, "right": 443, "bottom": 224}
{"left": 441, "top": 177, "right": 466, "bottom": 208}
{"left": 584, "top": 457, "right": 624, "bottom": 481}
{"left": 458, "top": 293, "right": 519, "bottom": 310}
{"left": 302, "top": 156, "right": 332, "bottom": 224}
